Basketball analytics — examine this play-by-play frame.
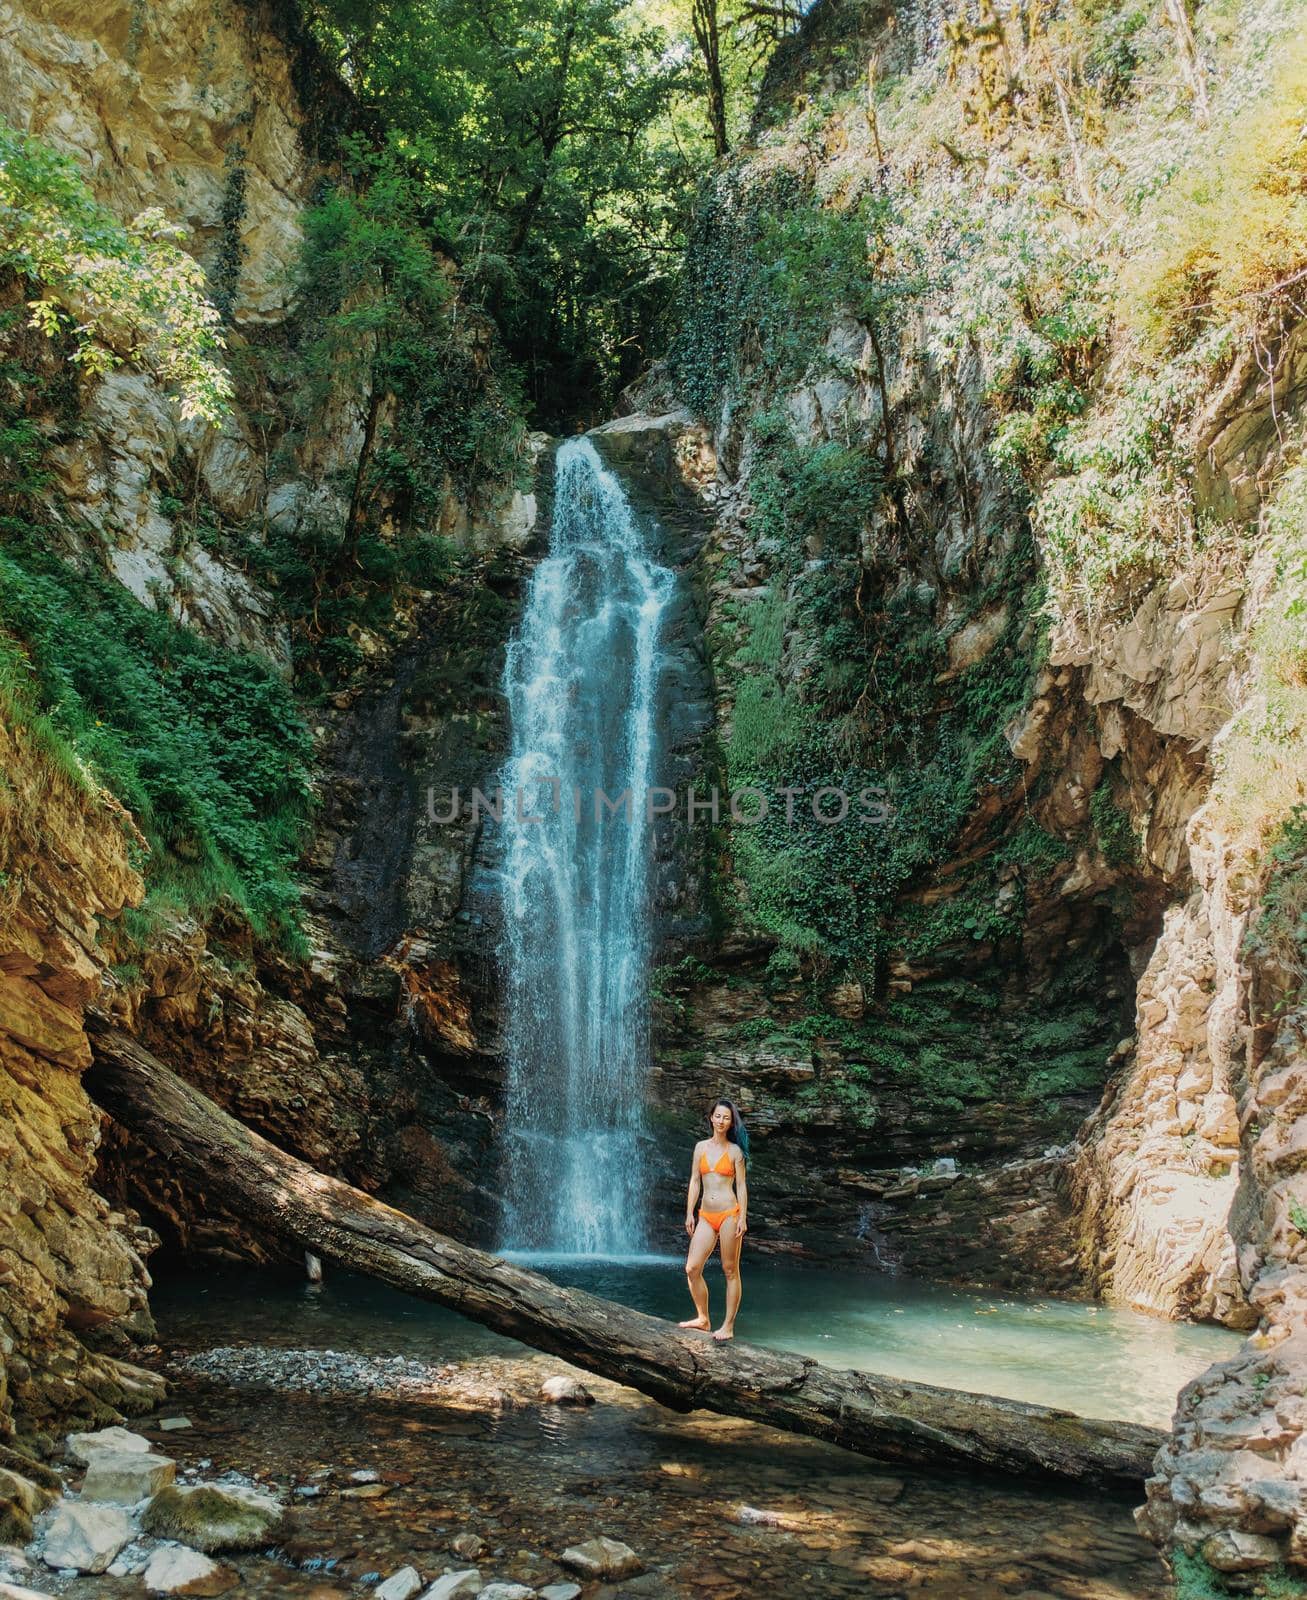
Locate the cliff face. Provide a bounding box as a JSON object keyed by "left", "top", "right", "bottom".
{"left": 631, "top": 0, "right": 1307, "bottom": 1573}
{"left": 0, "top": 721, "right": 164, "bottom": 1478}
{"left": 0, "top": 0, "right": 532, "bottom": 1453}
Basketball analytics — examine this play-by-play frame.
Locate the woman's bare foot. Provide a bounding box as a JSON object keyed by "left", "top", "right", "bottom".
{"left": 678, "top": 1315, "right": 710, "bottom": 1330}
{"left": 712, "top": 1325, "right": 735, "bottom": 1340}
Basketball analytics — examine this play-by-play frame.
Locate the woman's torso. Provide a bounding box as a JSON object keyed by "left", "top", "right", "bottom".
{"left": 697, "top": 1140, "right": 738, "bottom": 1209}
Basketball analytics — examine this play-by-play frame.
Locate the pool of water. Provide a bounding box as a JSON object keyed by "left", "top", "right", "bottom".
{"left": 153, "top": 1255, "right": 1238, "bottom": 1428}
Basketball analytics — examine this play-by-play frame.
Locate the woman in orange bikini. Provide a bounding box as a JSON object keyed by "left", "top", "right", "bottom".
{"left": 679, "top": 1098, "right": 748, "bottom": 1341}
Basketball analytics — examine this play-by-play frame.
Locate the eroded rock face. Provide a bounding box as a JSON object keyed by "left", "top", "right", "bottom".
{"left": 0, "top": 721, "right": 162, "bottom": 1450}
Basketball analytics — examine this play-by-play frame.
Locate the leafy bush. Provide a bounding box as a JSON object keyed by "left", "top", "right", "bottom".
{"left": 0, "top": 534, "right": 312, "bottom": 945}
{"left": 0, "top": 119, "right": 230, "bottom": 421}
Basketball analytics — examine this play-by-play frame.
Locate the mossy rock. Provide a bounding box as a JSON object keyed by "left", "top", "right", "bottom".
{"left": 0, "top": 1464, "right": 53, "bottom": 1544}
{"left": 142, "top": 1482, "right": 286, "bottom": 1552}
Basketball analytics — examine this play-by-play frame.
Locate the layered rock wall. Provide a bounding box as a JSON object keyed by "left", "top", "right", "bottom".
{"left": 0, "top": 723, "right": 164, "bottom": 1457}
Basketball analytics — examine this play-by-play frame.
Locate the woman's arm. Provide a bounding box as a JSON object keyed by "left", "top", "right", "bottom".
{"left": 685, "top": 1146, "right": 702, "bottom": 1234}
{"left": 735, "top": 1151, "right": 748, "bottom": 1234}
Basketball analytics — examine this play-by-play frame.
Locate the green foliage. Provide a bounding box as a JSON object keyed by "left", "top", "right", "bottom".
{"left": 0, "top": 118, "right": 230, "bottom": 422}
{"left": 304, "top": 0, "right": 691, "bottom": 423}
{"left": 295, "top": 138, "right": 524, "bottom": 507}
{"left": 669, "top": 168, "right": 917, "bottom": 415}
{"left": 1288, "top": 1199, "right": 1307, "bottom": 1237}
{"left": 1090, "top": 778, "right": 1138, "bottom": 868}
{"left": 0, "top": 533, "right": 311, "bottom": 945}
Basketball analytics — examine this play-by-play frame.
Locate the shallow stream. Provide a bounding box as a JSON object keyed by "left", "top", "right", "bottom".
{"left": 72, "top": 1259, "right": 1242, "bottom": 1599}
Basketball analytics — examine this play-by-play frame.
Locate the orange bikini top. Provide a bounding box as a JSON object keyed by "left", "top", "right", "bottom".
{"left": 700, "top": 1144, "right": 735, "bottom": 1176}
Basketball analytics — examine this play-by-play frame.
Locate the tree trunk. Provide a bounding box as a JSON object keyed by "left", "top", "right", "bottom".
{"left": 85, "top": 1023, "right": 1164, "bottom": 1491}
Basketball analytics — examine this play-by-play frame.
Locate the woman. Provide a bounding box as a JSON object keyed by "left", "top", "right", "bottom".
{"left": 679, "top": 1097, "right": 749, "bottom": 1341}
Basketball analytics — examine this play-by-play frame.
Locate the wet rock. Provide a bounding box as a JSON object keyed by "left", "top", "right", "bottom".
{"left": 538, "top": 1377, "right": 594, "bottom": 1407}
{"left": 732, "top": 1505, "right": 782, "bottom": 1526}
{"left": 38, "top": 1501, "right": 133, "bottom": 1573}
{"left": 375, "top": 1568, "right": 425, "bottom": 1600}
{"left": 142, "top": 1545, "right": 235, "bottom": 1595}
{"left": 66, "top": 1427, "right": 153, "bottom": 1467}
{"left": 538, "top": 1586, "right": 581, "bottom": 1600}
{"left": 559, "top": 1537, "right": 643, "bottom": 1580}
{"left": 0, "top": 1582, "right": 57, "bottom": 1600}
{"left": 142, "top": 1482, "right": 286, "bottom": 1552}
{"left": 451, "top": 1535, "right": 486, "bottom": 1561}
{"left": 476, "top": 1586, "right": 535, "bottom": 1600}
{"left": 81, "top": 1448, "right": 176, "bottom": 1504}
{"left": 159, "top": 1418, "right": 193, "bottom": 1432}
{"left": 420, "top": 1572, "right": 481, "bottom": 1600}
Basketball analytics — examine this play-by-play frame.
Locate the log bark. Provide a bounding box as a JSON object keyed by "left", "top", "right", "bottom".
{"left": 86, "top": 1023, "right": 1164, "bottom": 1491}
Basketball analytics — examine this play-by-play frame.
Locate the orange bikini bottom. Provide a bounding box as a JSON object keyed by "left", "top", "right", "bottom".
{"left": 700, "top": 1206, "right": 740, "bottom": 1234}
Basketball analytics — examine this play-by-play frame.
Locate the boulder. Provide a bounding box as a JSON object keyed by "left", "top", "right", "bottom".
{"left": 65, "top": 1427, "right": 152, "bottom": 1468}
{"left": 538, "top": 1376, "right": 594, "bottom": 1407}
{"left": 420, "top": 1572, "right": 481, "bottom": 1600}
{"left": 81, "top": 1449, "right": 176, "bottom": 1505}
{"left": 558, "top": 1537, "right": 643, "bottom": 1580}
{"left": 375, "top": 1568, "right": 424, "bottom": 1600}
{"left": 142, "top": 1546, "right": 235, "bottom": 1595}
{"left": 1200, "top": 1529, "right": 1282, "bottom": 1573}
{"left": 39, "top": 1501, "right": 133, "bottom": 1573}
{"left": 142, "top": 1482, "right": 286, "bottom": 1552}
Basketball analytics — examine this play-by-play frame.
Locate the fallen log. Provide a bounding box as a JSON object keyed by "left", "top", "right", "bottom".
{"left": 86, "top": 1022, "right": 1164, "bottom": 1490}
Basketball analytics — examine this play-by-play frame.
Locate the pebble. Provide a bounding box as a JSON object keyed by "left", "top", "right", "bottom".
{"left": 476, "top": 1586, "right": 535, "bottom": 1600}
{"left": 176, "top": 1348, "right": 453, "bottom": 1399}
{"left": 539, "top": 1586, "right": 581, "bottom": 1600}
{"left": 350, "top": 1470, "right": 381, "bottom": 1484}
{"left": 451, "top": 1535, "right": 486, "bottom": 1561}
{"left": 159, "top": 1418, "right": 194, "bottom": 1432}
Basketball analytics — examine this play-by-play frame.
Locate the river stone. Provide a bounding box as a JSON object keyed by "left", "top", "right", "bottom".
{"left": 375, "top": 1568, "right": 424, "bottom": 1600}
{"left": 538, "top": 1376, "right": 594, "bottom": 1407}
{"left": 539, "top": 1585, "right": 582, "bottom": 1600}
{"left": 142, "top": 1482, "right": 285, "bottom": 1552}
{"left": 451, "top": 1535, "right": 485, "bottom": 1560}
{"left": 476, "top": 1586, "right": 535, "bottom": 1600}
{"left": 65, "top": 1427, "right": 152, "bottom": 1467}
{"left": 559, "top": 1537, "right": 643, "bottom": 1580}
{"left": 0, "top": 1583, "right": 58, "bottom": 1599}
{"left": 81, "top": 1449, "right": 176, "bottom": 1504}
{"left": 420, "top": 1572, "right": 481, "bottom": 1600}
{"left": 142, "top": 1545, "right": 234, "bottom": 1595}
{"left": 39, "top": 1502, "right": 133, "bottom": 1573}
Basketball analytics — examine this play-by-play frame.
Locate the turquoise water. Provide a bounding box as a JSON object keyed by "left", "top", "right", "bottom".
{"left": 153, "top": 1256, "right": 1238, "bottom": 1428}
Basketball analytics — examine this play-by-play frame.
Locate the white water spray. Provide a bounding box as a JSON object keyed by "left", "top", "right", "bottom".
{"left": 498, "top": 437, "right": 674, "bottom": 1254}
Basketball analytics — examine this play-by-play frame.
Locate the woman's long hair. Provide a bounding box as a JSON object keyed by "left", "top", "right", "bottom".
{"left": 711, "top": 1097, "right": 750, "bottom": 1161}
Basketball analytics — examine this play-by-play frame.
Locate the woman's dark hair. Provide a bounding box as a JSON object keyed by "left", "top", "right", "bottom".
{"left": 711, "top": 1097, "right": 750, "bottom": 1160}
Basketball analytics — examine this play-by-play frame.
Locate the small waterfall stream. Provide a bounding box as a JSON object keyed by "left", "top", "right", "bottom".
{"left": 498, "top": 436, "right": 675, "bottom": 1256}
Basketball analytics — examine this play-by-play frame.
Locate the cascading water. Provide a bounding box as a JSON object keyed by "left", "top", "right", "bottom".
{"left": 498, "top": 436, "right": 675, "bottom": 1257}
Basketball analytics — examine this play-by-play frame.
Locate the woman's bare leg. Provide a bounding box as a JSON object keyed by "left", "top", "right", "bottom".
{"left": 713, "top": 1215, "right": 743, "bottom": 1339}
{"left": 680, "top": 1218, "right": 717, "bottom": 1329}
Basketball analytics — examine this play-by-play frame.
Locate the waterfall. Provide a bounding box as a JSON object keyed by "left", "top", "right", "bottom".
{"left": 498, "top": 436, "right": 675, "bottom": 1256}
